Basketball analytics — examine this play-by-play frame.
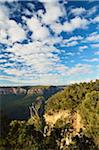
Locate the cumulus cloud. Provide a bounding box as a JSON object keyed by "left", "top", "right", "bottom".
{"left": 52, "top": 17, "right": 89, "bottom": 34}
{"left": 0, "top": 0, "right": 17, "bottom": 2}
{"left": 66, "top": 41, "right": 78, "bottom": 47}
{"left": 63, "top": 36, "right": 83, "bottom": 43}
{"left": 41, "top": 2, "right": 65, "bottom": 24}
{"left": 92, "top": 15, "right": 99, "bottom": 23}
{"left": 87, "top": 6, "right": 97, "bottom": 16}
{"left": 67, "top": 64, "right": 92, "bottom": 76}
{"left": 62, "top": 35, "right": 83, "bottom": 47}
{"left": 86, "top": 32, "right": 99, "bottom": 42}
{"left": 91, "top": 43, "right": 99, "bottom": 48}
{"left": 68, "top": 17, "right": 88, "bottom": 30}
{"left": 65, "top": 52, "right": 74, "bottom": 56}
{"left": 79, "top": 45, "right": 88, "bottom": 52}
{"left": 4, "top": 40, "right": 62, "bottom": 77}
{"left": 71, "top": 7, "right": 86, "bottom": 16}
{"left": 0, "top": 59, "right": 7, "bottom": 63}
{"left": 36, "top": 1, "right": 89, "bottom": 35}
{"left": 39, "top": 0, "right": 59, "bottom": 3}
{"left": 8, "top": 20, "right": 26, "bottom": 43}
{"left": 83, "top": 58, "right": 99, "bottom": 62}
{"left": 0, "top": 4, "right": 26, "bottom": 45}
{"left": 27, "top": 17, "right": 49, "bottom": 40}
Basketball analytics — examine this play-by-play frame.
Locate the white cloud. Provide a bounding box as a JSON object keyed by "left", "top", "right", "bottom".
{"left": 0, "top": 4, "right": 9, "bottom": 22}
{"left": 96, "top": 65, "right": 99, "bottom": 69}
{"left": 86, "top": 32, "right": 99, "bottom": 42}
{"left": 38, "top": 2, "right": 89, "bottom": 34}
{"left": 0, "top": 59, "right": 7, "bottom": 63}
{"left": 26, "top": 16, "right": 50, "bottom": 41}
{"left": 27, "top": 17, "right": 41, "bottom": 31}
{"left": 0, "top": 29, "right": 8, "bottom": 44}
{"left": 8, "top": 20, "right": 26, "bottom": 43}
{"left": 79, "top": 45, "right": 88, "bottom": 52}
{"left": 87, "top": 6, "right": 97, "bottom": 16}
{"left": 92, "top": 15, "right": 99, "bottom": 23}
{"left": 4, "top": 68, "right": 21, "bottom": 76}
{"left": 0, "top": 0, "right": 17, "bottom": 2}
{"left": 50, "top": 22, "right": 63, "bottom": 34}
{"left": 62, "top": 35, "right": 83, "bottom": 47}
{"left": 63, "top": 17, "right": 88, "bottom": 32}
{"left": 95, "top": 51, "right": 99, "bottom": 55}
{"left": 0, "top": 4, "right": 10, "bottom": 44}
{"left": 63, "top": 36, "right": 83, "bottom": 43}
{"left": 39, "top": 0, "right": 59, "bottom": 3}
{"left": 71, "top": 7, "right": 86, "bottom": 16}
{"left": 92, "top": 43, "right": 99, "bottom": 48}
{"left": 83, "top": 58, "right": 99, "bottom": 62}
{"left": 65, "top": 52, "right": 74, "bottom": 56}
{"left": 41, "top": 2, "right": 65, "bottom": 24}
{"left": 69, "top": 17, "right": 88, "bottom": 30}
{"left": 51, "top": 17, "right": 89, "bottom": 34}
{"left": 32, "top": 26, "right": 50, "bottom": 41}
{"left": 5, "top": 40, "right": 61, "bottom": 75}
{"left": 67, "top": 64, "right": 92, "bottom": 76}
{"left": 66, "top": 41, "right": 78, "bottom": 47}
{"left": 0, "top": 5, "right": 26, "bottom": 45}
{"left": 69, "top": 78, "right": 95, "bottom": 84}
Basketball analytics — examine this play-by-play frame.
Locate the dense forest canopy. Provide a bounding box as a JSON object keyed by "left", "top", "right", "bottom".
{"left": 45, "top": 80, "right": 99, "bottom": 113}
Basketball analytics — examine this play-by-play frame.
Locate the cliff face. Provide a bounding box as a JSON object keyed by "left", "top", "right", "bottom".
{"left": 27, "top": 88, "right": 43, "bottom": 95}
{"left": 44, "top": 110, "right": 70, "bottom": 126}
{"left": 0, "top": 87, "right": 43, "bottom": 95}
{"left": 0, "top": 87, "right": 27, "bottom": 95}
{"left": 0, "top": 86, "right": 63, "bottom": 96}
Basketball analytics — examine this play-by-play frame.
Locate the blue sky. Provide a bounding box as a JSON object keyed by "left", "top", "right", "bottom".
{"left": 0, "top": 0, "right": 99, "bottom": 86}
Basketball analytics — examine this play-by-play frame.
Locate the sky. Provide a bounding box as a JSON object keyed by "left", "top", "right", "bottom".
{"left": 0, "top": 0, "right": 99, "bottom": 86}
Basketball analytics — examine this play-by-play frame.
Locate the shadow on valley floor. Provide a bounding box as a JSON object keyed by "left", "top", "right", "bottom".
{"left": 0, "top": 94, "right": 37, "bottom": 120}
{"left": 0, "top": 86, "right": 63, "bottom": 120}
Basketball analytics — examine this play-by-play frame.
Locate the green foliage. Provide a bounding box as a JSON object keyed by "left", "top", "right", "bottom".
{"left": 0, "top": 120, "right": 45, "bottom": 150}
{"left": 79, "top": 91, "right": 99, "bottom": 145}
{"left": 67, "top": 133, "right": 98, "bottom": 150}
{"left": 45, "top": 80, "right": 99, "bottom": 113}
{"left": 54, "top": 118, "right": 71, "bottom": 130}
{"left": 0, "top": 112, "right": 10, "bottom": 138}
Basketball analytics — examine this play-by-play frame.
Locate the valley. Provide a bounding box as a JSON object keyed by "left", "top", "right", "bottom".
{"left": 0, "top": 86, "right": 63, "bottom": 120}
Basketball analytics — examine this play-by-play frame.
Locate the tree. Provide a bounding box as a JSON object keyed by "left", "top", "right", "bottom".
{"left": 79, "top": 91, "right": 99, "bottom": 146}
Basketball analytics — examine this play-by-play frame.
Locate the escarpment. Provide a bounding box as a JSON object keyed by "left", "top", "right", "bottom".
{"left": 0, "top": 87, "right": 27, "bottom": 95}
{"left": 0, "top": 85, "right": 63, "bottom": 96}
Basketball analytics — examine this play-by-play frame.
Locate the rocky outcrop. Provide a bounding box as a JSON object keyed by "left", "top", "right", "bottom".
{"left": 27, "top": 88, "right": 43, "bottom": 95}
{"left": 0, "top": 86, "right": 64, "bottom": 96}
{"left": 0, "top": 87, "right": 27, "bottom": 95}
{"left": 44, "top": 110, "right": 84, "bottom": 137}
{"left": 27, "top": 86, "right": 61, "bottom": 96}
{"left": 44, "top": 110, "right": 70, "bottom": 126}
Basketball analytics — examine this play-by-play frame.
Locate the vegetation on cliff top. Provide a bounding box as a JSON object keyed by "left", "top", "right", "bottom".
{"left": 45, "top": 80, "right": 99, "bottom": 113}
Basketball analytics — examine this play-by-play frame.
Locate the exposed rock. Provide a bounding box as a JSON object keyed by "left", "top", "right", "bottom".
{"left": 27, "top": 88, "right": 43, "bottom": 95}
{"left": 0, "top": 86, "right": 63, "bottom": 97}
{"left": 71, "top": 110, "right": 83, "bottom": 133}
{"left": 44, "top": 110, "right": 70, "bottom": 126}
{"left": 0, "top": 87, "right": 27, "bottom": 95}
